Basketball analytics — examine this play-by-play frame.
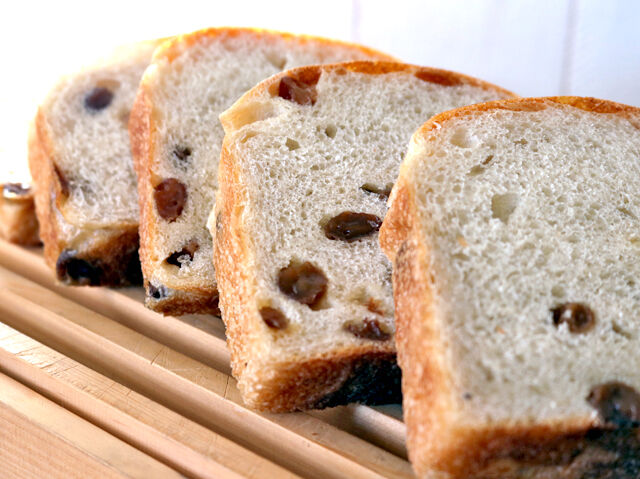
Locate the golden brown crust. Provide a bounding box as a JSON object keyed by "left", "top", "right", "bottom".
{"left": 29, "top": 110, "right": 141, "bottom": 286}
{"left": 154, "top": 27, "right": 397, "bottom": 65}
{"left": 215, "top": 138, "right": 399, "bottom": 412}
{"left": 222, "top": 62, "right": 516, "bottom": 132}
{"left": 379, "top": 96, "right": 640, "bottom": 478}
{"left": 415, "top": 96, "right": 640, "bottom": 139}
{"left": 0, "top": 185, "right": 41, "bottom": 246}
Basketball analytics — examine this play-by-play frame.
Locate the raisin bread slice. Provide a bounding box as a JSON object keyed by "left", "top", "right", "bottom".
{"left": 0, "top": 182, "right": 40, "bottom": 246}
{"left": 29, "top": 39, "right": 163, "bottom": 286}
{"left": 130, "top": 28, "right": 395, "bottom": 315}
{"left": 213, "top": 62, "right": 515, "bottom": 411}
{"left": 379, "top": 97, "right": 640, "bottom": 478}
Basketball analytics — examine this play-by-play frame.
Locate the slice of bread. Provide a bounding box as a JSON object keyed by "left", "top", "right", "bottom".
{"left": 213, "top": 61, "right": 515, "bottom": 411}
{"left": 29, "top": 40, "right": 162, "bottom": 286}
{"left": 379, "top": 97, "right": 640, "bottom": 478}
{"left": 130, "top": 28, "right": 395, "bottom": 315}
{"left": 0, "top": 182, "right": 40, "bottom": 246}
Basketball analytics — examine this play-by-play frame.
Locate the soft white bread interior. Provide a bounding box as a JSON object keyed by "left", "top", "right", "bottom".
{"left": 214, "top": 61, "right": 515, "bottom": 411}
{"left": 30, "top": 40, "right": 161, "bottom": 285}
{"left": 379, "top": 97, "right": 640, "bottom": 478}
{"left": 130, "top": 28, "right": 396, "bottom": 315}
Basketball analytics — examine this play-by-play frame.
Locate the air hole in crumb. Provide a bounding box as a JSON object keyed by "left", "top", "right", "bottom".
{"left": 551, "top": 285, "right": 565, "bottom": 298}
{"left": 491, "top": 193, "right": 518, "bottom": 223}
{"left": 285, "top": 138, "right": 300, "bottom": 150}
{"left": 467, "top": 156, "right": 494, "bottom": 177}
{"left": 449, "top": 128, "right": 479, "bottom": 148}
{"left": 240, "top": 131, "right": 257, "bottom": 144}
{"left": 514, "top": 138, "right": 528, "bottom": 146}
{"left": 612, "top": 321, "right": 633, "bottom": 339}
{"left": 267, "top": 54, "right": 287, "bottom": 70}
{"left": 468, "top": 165, "right": 485, "bottom": 176}
{"left": 324, "top": 124, "right": 337, "bottom": 138}
{"left": 618, "top": 207, "right": 638, "bottom": 220}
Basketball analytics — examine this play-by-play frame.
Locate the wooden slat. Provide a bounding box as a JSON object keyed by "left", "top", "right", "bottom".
{"left": 0, "top": 263, "right": 413, "bottom": 479}
{"left": 0, "top": 240, "right": 230, "bottom": 374}
{"left": 0, "top": 372, "right": 182, "bottom": 479}
{"left": 0, "top": 322, "right": 296, "bottom": 479}
{"left": 0, "top": 239, "right": 408, "bottom": 459}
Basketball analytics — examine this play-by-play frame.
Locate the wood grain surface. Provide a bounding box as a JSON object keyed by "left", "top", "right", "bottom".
{"left": 0, "top": 239, "right": 411, "bottom": 479}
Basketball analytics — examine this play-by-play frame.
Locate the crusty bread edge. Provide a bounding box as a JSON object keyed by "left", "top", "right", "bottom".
{"left": 379, "top": 96, "right": 640, "bottom": 477}
{"left": 153, "top": 27, "right": 397, "bottom": 65}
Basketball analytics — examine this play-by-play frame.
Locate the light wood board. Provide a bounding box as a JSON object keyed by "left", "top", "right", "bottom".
{"left": 0, "top": 239, "right": 411, "bottom": 479}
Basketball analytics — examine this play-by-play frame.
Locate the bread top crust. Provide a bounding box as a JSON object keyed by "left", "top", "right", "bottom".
{"left": 416, "top": 96, "right": 640, "bottom": 136}
{"left": 152, "top": 27, "right": 396, "bottom": 65}
{"left": 220, "top": 61, "right": 516, "bottom": 132}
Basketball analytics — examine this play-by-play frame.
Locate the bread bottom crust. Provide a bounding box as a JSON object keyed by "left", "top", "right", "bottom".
{"left": 239, "top": 351, "right": 401, "bottom": 412}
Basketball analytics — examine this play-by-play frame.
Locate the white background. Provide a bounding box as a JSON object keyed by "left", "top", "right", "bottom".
{"left": 1, "top": 0, "right": 638, "bottom": 181}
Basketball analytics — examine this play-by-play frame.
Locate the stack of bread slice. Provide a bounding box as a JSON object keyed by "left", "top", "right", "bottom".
{"left": 19, "top": 24, "right": 640, "bottom": 478}
{"left": 129, "top": 28, "right": 395, "bottom": 315}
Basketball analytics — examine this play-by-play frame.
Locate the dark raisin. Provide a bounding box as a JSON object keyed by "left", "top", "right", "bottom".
{"left": 324, "top": 212, "right": 382, "bottom": 242}
{"left": 84, "top": 87, "right": 113, "bottom": 111}
{"left": 360, "top": 183, "right": 393, "bottom": 201}
{"left": 278, "top": 76, "right": 318, "bottom": 106}
{"left": 56, "top": 250, "right": 102, "bottom": 286}
{"left": 588, "top": 382, "right": 640, "bottom": 427}
{"left": 277, "top": 261, "right": 327, "bottom": 307}
{"left": 148, "top": 283, "right": 168, "bottom": 300}
{"left": 172, "top": 145, "right": 191, "bottom": 163}
{"left": 154, "top": 178, "right": 187, "bottom": 222}
{"left": 345, "top": 318, "right": 390, "bottom": 341}
{"left": 3, "top": 183, "right": 30, "bottom": 198}
{"left": 165, "top": 239, "right": 199, "bottom": 267}
{"left": 53, "top": 163, "right": 70, "bottom": 198}
{"left": 124, "top": 251, "right": 143, "bottom": 285}
{"left": 259, "top": 307, "right": 289, "bottom": 329}
{"left": 552, "top": 302, "right": 595, "bottom": 334}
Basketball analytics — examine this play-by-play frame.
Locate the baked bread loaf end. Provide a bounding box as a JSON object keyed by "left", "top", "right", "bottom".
{"left": 214, "top": 61, "right": 515, "bottom": 411}
{"left": 380, "top": 97, "right": 640, "bottom": 478}
{"left": 29, "top": 40, "right": 162, "bottom": 286}
{"left": 0, "top": 182, "right": 40, "bottom": 246}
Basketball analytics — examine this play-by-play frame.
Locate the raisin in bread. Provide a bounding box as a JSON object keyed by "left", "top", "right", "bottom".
{"left": 29, "top": 39, "right": 163, "bottom": 286}
{"left": 379, "top": 97, "right": 640, "bottom": 478}
{"left": 0, "top": 182, "right": 40, "bottom": 246}
{"left": 129, "top": 28, "right": 395, "bottom": 315}
{"left": 212, "top": 61, "right": 515, "bottom": 411}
